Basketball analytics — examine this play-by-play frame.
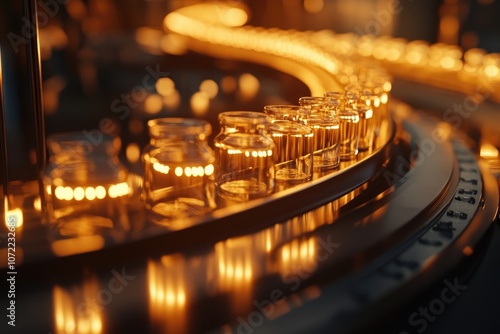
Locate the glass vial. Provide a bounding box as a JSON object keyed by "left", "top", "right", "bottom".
{"left": 338, "top": 108, "right": 360, "bottom": 160}
{"left": 214, "top": 111, "right": 275, "bottom": 201}
{"left": 142, "top": 118, "right": 216, "bottom": 221}
{"left": 42, "top": 132, "right": 129, "bottom": 237}
{"left": 298, "top": 96, "right": 340, "bottom": 170}
{"left": 353, "top": 103, "right": 374, "bottom": 151}
{"left": 264, "top": 105, "right": 314, "bottom": 183}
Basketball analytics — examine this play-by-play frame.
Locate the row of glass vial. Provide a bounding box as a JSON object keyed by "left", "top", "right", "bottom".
{"left": 41, "top": 96, "right": 382, "bottom": 228}
{"left": 264, "top": 91, "right": 381, "bottom": 186}
{"left": 143, "top": 92, "right": 381, "bottom": 220}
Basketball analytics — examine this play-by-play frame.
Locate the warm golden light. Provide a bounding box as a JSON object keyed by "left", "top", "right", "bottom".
{"left": 4, "top": 204, "right": 23, "bottom": 229}
{"left": 73, "top": 187, "right": 85, "bottom": 201}
{"left": 153, "top": 162, "right": 170, "bottom": 174}
{"left": 381, "top": 92, "right": 389, "bottom": 104}
{"left": 215, "top": 237, "right": 254, "bottom": 295}
{"left": 239, "top": 73, "right": 260, "bottom": 99}
{"left": 304, "top": 0, "right": 324, "bottom": 13}
{"left": 200, "top": 79, "right": 219, "bottom": 99}
{"left": 484, "top": 64, "right": 500, "bottom": 78}
{"left": 480, "top": 142, "right": 499, "bottom": 159}
{"left": 54, "top": 186, "right": 64, "bottom": 200}
{"left": 147, "top": 257, "right": 189, "bottom": 334}
{"left": 85, "top": 187, "right": 96, "bottom": 201}
{"left": 160, "top": 34, "right": 188, "bottom": 55}
{"left": 53, "top": 183, "right": 129, "bottom": 201}
{"left": 155, "top": 77, "right": 175, "bottom": 96}
{"left": 163, "top": 3, "right": 342, "bottom": 94}
{"left": 463, "top": 245, "right": 474, "bottom": 256}
{"left": 51, "top": 236, "right": 106, "bottom": 257}
{"left": 406, "top": 51, "right": 423, "bottom": 65}
{"left": 63, "top": 187, "right": 74, "bottom": 201}
{"left": 53, "top": 277, "right": 103, "bottom": 334}
{"left": 126, "top": 143, "right": 141, "bottom": 163}
{"left": 440, "top": 56, "right": 455, "bottom": 69}
{"left": 221, "top": 75, "right": 237, "bottom": 93}
{"left": 144, "top": 94, "right": 163, "bottom": 114}
{"left": 33, "top": 196, "right": 42, "bottom": 212}
{"left": 163, "top": 90, "right": 181, "bottom": 111}
{"left": 95, "top": 186, "right": 106, "bottom": 200}
{"left": 135, "top": 27, "right": 164, "bottom": 54}
{"left": 221, "top": 7, "right": 248, "bottom": 27}
{"left": 108, "top": 183, "right": 129, "bottom": 198}
{"left": 190, "top": 91, "right": 210, "bottom": 116}
{"left": 204, "top": 164, "right": 214, "bottom": 176}
{"left": 278, "top": 237, "right": 317, "bottom": 277}
{"left": 164, "top": 3, "right": 248, "bottom": 29}
{"left": 163, "top": 0, "right": 500, "bottom": 105}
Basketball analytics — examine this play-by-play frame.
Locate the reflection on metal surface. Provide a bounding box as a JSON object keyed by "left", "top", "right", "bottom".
{"left": 215, "top": 236, "right": 255, "bottom": 315}
{"left": 148, "top": 255, "right": 189, "bottom": 334}
{"left": 480, "top": 142, "right": 499, "bottom": 159}
{"left": 51, "top": 236, "right": 105, "bottom": 257}
{"left": 53, "top": 276, "right": 103, "bottom": 334}
{"left": 143, "top": 187, "right": 366, "bottom": 331}
{"left": 276, "top": 237, "right": 317, "bottom": 279}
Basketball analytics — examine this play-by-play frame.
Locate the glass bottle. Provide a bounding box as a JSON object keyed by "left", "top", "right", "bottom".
{"left": 353, "top": 103, "right": 374, "bottom": 152}
{"left": 338, "top": 107, "right": 360, "bottom": 160}
{"left": 263, "top": 105, "right": 314, "bottom": 183}
{"left": 142, "top": 118, "right": 216, "bottom": 221}
{"left": 214, "top": 111, "right": 275, "bottom": 201}
{"left": 42, "top": 132, "right": 129, "bottom": 237}
{"left": 298, "top": 96, "right": 340, "bottom": 170}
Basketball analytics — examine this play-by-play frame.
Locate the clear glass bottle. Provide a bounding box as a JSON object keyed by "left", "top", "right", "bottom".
{"left": 42, "top": 132, "right": 129, "bottom": 237}
{"left": 298, "top": 96, "right": 340, "bottom": 169}
{"left": 142, "top": 118, "right": 216, "bottom": 221}
{"left": 353, "top": 103, "right": 374, "bottom": 152}
{"left": 338, "top": 108, "right": 360, "bottom": 160}
{"left": 264, "top": 105, "right": 314, "bottom": 183}
{"left": 214, "top": 111, "right": 275, "bottom": 201}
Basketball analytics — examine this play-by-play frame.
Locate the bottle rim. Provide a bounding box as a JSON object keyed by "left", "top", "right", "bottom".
{"left": 218, "top": 111, "right": 269, "bottom": 125}
{"left": 47, "top": 131, "right": 119, "bottom": 155}
{"left": 148, "top": 118, "right": 212, "bottom": 138}
{"left": 268, "top": 120, "right": 312, "bottom": 135}
{"left": 298, "top": 96, "right": 340, "bottom": 107}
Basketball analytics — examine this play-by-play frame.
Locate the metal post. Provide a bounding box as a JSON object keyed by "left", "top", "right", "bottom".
{"left": 0, "top": 48, "right": 8, "bottom": 220}
{"left": 22, "top": 0, "right": 46, "bottom": 210}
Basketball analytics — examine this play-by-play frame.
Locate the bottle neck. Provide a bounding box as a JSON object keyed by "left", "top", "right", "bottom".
{"left": 148, "top": 118, "right": 211, "bottom": 145}
{"left": 48, "top": 133, "right": 120, "bottom": 163}
{"left": 218, "top": 112, "right": 269, "bottom": 136}
{"left": 150, "top": 134, "right": 205, "bottom": 146}
{"left": 220, "top": 123, "right": 267, "bottom": 135}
